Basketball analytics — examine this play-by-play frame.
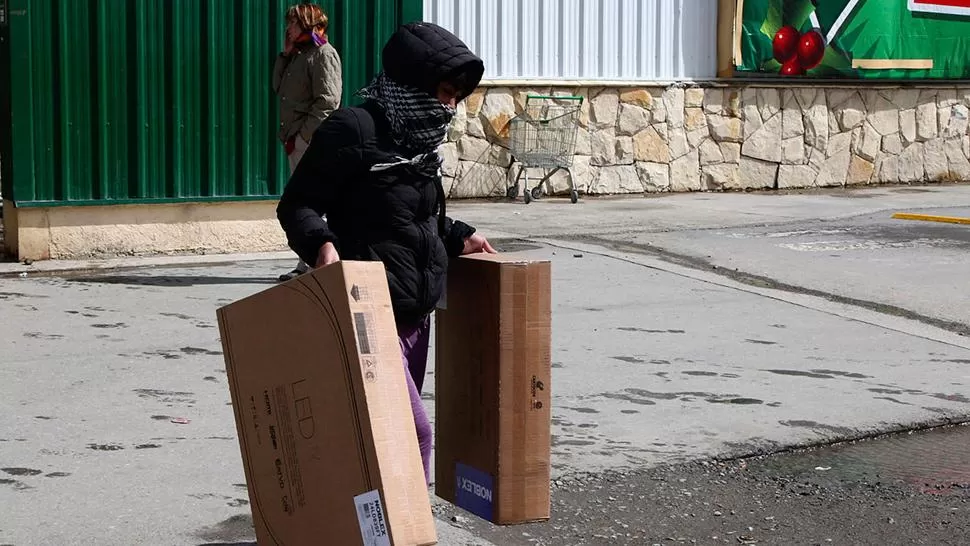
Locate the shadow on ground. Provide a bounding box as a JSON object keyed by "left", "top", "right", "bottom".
{"left": 65, "top": 275, "right": 277, "bottom": 287}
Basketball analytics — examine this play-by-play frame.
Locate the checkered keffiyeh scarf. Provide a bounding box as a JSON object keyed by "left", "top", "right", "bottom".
{"left": 358, "top": 72, "right": 456, "bottom": 176}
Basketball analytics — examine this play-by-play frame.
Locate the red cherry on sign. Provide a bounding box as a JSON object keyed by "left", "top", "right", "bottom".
{"left": 781, "top": 59, "right": 805, "bottom": 76}
{"left": 772, "top": 25, "right": 800, "bottom": 63}
{"left": 797, "top": 30, "right": 826, "bottom": 69}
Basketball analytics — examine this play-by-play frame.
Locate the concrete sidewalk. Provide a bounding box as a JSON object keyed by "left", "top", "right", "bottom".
{"left": 2, "top": 185, "right": 969, "bottom": 545}
{"left": 3, "top": 184, "right": 968, "bottom": 277}
{"left": 2, "top": 245, "right": 968, "bottom": 544}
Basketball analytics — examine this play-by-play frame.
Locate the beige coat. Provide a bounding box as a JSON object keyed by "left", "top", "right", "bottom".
{"left": 272, "top": 42, "right": 342, "bottom": 144}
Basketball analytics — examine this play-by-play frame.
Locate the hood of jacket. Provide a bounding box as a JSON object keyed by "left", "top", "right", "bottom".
{"left": 381, "top": 22, "right": 485, "bottom": 100}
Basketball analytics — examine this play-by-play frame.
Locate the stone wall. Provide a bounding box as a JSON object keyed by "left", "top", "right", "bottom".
{"left": 439, "top": 85, "right": 970, "bottom": 198}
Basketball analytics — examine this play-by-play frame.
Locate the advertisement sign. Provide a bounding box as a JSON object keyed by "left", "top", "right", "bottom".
{"left": 909, "top": 0, "right": 970, "bottom": 17}
{"left": 735, "top": 0, "right": 970, "bottom": 79}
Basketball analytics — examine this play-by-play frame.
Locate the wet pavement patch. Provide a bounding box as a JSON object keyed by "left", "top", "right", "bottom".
{"left": 2, "top": 467, "right": 42, "bottom": 476}
{"left": 23, "top": 332, "right": 64, "bottom": 340}
{"left": 602, "top": 392, "right": 656, "bottom": 405}
{"left": 135, "top": 443, "right": 162, "bottom": 449}
{"left": 875, "top": 396, "right": 913, "bottom": 405}
{"left": 619, "top": 327, "right": 687, "bottom": 334}
{"left": 91, "top": 322, "right": 128, "bottom": 329}
{"left": 611, "top": 356, "right": 645, "bottom": 363}
{"left": 811, "top": 369, "right": 871, "bottom": 379}
{"left": 133, "top": 389, "right": 195, "bottom": 404}
{"left": 45, "top": 472, "right": 71, "bottom": 478}
{"left": 181, "top": 347, "right": 222, "bottom": 356}
{"left": 0, "top": 291, "right": 49, "bottom": 300}
{"left": 87, "top": 443, "right": 124, "bottom": 451}
{"left": 778, "top": 420, "right": 854, "bottom": 436}
{"left": 599, "top": 389, "right": 763, "bottom": 407}
{"left": 448, "top": 433, "right": 970, "bottom": 546}
{"left": 869, "top": 387, "right": 903, "bottom": 394}
{"left": 764, "top": 369, "right": 834, "bottom": 379}
{"left": 745, "top": 339, "right": 778, "bottom": 345}
{"left": 144, "top": 350, "right": 181, "bottom": 360}
{"left": 566, "top": 406, "right": 600, "bottom": 414}
{"left": 0, "top": 478, "right": 33, "bottom": 490}
{"left": 553, "top": 437, "right": 596, "bottom": 447}
{"left": 756, "top": 424, "right": 970, "bottom": 496}
{"left": 708, "top": 397, "right": 764, "bottom": 405}
{"left": 625, "top": 389, "right": 685, "bottom": 401}
{"left": 932, "top": 393, "right": 970, "bottom": 404}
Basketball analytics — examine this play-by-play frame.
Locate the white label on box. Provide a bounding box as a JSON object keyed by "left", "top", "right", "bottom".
{"left": 354, "top": 490, "right": 391, "bottom": 546}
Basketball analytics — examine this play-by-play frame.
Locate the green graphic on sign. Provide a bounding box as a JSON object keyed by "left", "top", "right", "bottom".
{"left": 737, "top": 0, "right": 970, "bottom": 79}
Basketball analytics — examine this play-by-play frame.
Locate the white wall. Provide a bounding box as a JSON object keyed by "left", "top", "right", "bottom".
{"left": 423, "top": 0, "right": 719, "bottom": 82}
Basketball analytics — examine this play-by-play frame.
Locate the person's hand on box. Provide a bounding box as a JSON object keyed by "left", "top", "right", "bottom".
{"left": 315, "top": 242, "right": 340, "bottom": 268}
{"left": 462, "top": 233, "right": 497, "bottom": 255}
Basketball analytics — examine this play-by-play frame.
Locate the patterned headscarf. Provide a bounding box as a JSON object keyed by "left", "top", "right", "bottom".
{"left": 358, "top": 72, "right": 456, "bottom": 175}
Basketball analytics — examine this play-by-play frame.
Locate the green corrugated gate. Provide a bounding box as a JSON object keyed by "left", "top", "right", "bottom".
{"left": 0, "top": 0, "right": 422, "bottom": 207}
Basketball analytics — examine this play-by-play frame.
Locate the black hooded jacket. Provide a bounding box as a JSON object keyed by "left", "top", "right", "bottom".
{"left": 276, "top": 22, "right": 485, "bottom": 326}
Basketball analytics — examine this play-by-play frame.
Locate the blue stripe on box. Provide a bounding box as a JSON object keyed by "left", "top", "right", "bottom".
{"left": 454, "top": 463, "right": 494, "bottom": 521}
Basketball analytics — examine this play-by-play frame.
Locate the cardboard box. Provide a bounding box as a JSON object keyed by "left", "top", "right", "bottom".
{"left": 434, "top": 253, "right": 552, "bottom": 525}
{"left": 217, "top": 261, "right": 437, "bottom": 546}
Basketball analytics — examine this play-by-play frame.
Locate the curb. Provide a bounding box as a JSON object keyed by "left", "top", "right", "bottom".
{"left": 0, "top": 229, "right": 519, "bottom": 279}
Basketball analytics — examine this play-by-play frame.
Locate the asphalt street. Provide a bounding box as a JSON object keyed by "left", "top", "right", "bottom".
{"left": 1, "top": 185, "right": 969, "bottom": 545}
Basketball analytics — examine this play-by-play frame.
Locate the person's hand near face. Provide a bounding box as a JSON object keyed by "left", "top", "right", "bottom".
{"left": 284, "top": 20, "right": 302, "bottom": 56}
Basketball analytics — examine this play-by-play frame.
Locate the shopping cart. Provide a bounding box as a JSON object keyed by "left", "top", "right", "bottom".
{"left": 507, "top": 94, "right": 585, "bottom": 204}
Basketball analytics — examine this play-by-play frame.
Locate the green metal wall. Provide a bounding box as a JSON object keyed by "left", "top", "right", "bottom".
{"left": 0, "top": 0, "right": 422, "bottom": 207}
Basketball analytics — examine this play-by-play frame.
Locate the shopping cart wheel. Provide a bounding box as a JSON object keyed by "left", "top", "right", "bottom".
{"left": 523, "top": 187, "right": 532, "bottom": 204}
{"left": 570, "top": 189, "right": 579, "bottom": 204}
{"left": 530, "top": 187, "right": 543, "bottom": 200}
{"left": 506, "top": 185, "right": 519, "bottom": 200}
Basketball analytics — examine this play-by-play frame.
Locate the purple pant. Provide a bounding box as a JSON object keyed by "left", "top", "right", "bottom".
{"left": 397, "top": 316, "right": 432, "bottom": 485}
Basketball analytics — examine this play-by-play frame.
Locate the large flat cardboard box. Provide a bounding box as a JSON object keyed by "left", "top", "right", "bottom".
{"left": 217, "top": 261, "right": 437, "bottom": 546}
{"left": 434, "top": 253, "right": 552, "bottom": 525}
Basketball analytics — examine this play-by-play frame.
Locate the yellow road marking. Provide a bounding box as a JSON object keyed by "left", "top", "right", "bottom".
{"left": 892, "top": 213, "right": 970, "bottom": 225}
